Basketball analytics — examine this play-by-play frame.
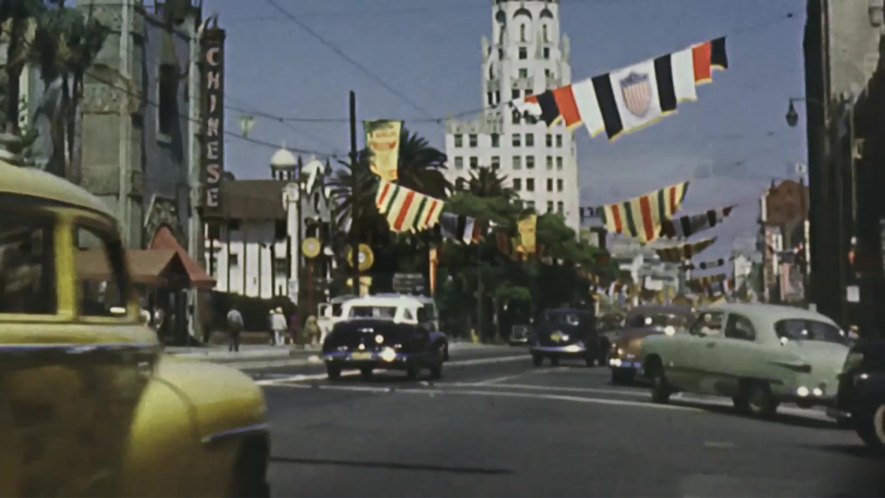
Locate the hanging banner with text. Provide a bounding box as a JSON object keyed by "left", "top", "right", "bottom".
{"left": 365, "top": 120, "right": 402, "bottom": 182}
{"left": 201, "top": 18, "right": 225, "bottom": 217}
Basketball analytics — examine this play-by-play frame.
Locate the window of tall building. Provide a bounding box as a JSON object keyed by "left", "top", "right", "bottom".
{"left": 513, "top": 178, "right": 522, "bottom": 191}
{"left": 454, "top": 157, "right": 464, "bottom": 169}
{"left": 543, "top": 25, "right": 549, "bottom": 42}
{"left": 527, "top": 200, "right": 536, "bottom": 210}
{"left": 518, "top": 68, "right": 528, "bottom": 79}
{"left": 519, "top": 46, "right": 527, "bottom": 59}
{"left": 491, "top": 133, "right": 500, "bottom": 147}
{"left": 557, "top": 201, "right": 564, "bottom": 214}
{"left": 520, "top": 25, "right": 526, "bottom": 42}
{"left": 543, "top": 47, "right": 550, "bottom": 59}
{"left": 495, "top": 90, "right": 501, "bottom": 104}
{"left": 544, "top": 69, "right": 551, "bottom": 80}
{"left": 512, "top": 89, "right": 520, "bottom": 100}
{"left": 556, "top": 156, "right": 563, "bottom": 170}
{"left": 547, "top": 201, "right": 554, "bottom": 213}
{"left": 469, "top": 134, "right": 478, "bottom": 147}
{"left": 158, "top": 64, "right": 178, "bottom": 137}
{"left": 526, "top": 178, "right": 535, "bottom": 192}
{"left": 557, "top": 179, "right": 564, "bottom": 192}
{"left": 491, "top": 156, "right": 500, "bottom": 170}
{"left": 512, "top": 134, "right": 521, "bottom": 147}
{"left": 525, "top": 133, "right": 534, "bottom": 146}
{"left": 512, "top": 110, "right": 521, "bottom": 124}
{"left": 556, "top": 134, "right": 563, "bottom": 147}
{"left": 469, "top": 156, "right": 478, "bottom": 169}
{"left": 546, "top": 134, "right": 553, "bottom": 147}
{"left": 546, "top": 156, "right": 553, "bottom": 169}
{"left": 454, "top": 134, "right": 463, "bottom": 147}
{"left": 498, "top": 48, "right": 504, "bottom": 60}
{"left": 526, "top": 156, "right": 535, "bottom": 169}
{"left": 547, "top": 179, "right": 553, "bottom": 192}
{"left": 487, "top": 92, "right": 494, "bottom": 106}
{"left": 513, "top": 156, "right": 522, "bottom": 169}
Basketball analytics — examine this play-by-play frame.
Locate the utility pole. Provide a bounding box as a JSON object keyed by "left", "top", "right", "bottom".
{"left": 476, "top": 242, "right": 483, "bottom": 342}
{"left": 349, "top": 91, "right": 361, "bottom": 295}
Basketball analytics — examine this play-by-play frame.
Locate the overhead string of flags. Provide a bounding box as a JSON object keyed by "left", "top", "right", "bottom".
{"left": 511, "top": 37, "right": 728, "bottom": 142}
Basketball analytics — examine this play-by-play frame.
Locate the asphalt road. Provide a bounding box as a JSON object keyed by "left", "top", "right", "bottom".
{"left": 246, "top": 345, "right": 885, "bottom": 497}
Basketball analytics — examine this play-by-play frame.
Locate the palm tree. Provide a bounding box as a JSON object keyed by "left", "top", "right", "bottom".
{"left": 395, "top": 128, "right": 450, "bottom": 198}
{"left": 30, "top": 2, "right": 107, "bottom": 180}
{"left": 455, "top": 167, "right": 516, "bottom": 199}
{"left": 1, "top": 0, "right": 45, "bottom": 134}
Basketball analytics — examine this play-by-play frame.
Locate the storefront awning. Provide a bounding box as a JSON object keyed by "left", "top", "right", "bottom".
{"left": 149, "top": 226, "right": 216, "bottom": 289}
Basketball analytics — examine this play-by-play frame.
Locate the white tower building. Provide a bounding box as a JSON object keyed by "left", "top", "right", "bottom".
{"left": 445, "top": 0, "right": 580, "bottom": 231}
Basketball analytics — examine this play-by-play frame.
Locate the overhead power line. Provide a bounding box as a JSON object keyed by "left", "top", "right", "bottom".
{"left": 264, "top": 0, "right": 435, "bottom": 119}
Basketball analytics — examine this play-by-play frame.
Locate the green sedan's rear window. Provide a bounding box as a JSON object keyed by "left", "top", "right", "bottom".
{"left": 775, "top": 319, "right": 849, "bottom": 345}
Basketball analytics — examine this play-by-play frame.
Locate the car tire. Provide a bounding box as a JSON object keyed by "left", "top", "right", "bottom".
{"left": 649, "top": 364, "right": 671, "bottom": 404}
{"left": 429, "top": 363, "right": 443, "bottom": 380}
{"left": 231, "top": 436, "right": 270, "bottom": 498}
{"left": 744, "top": 382, "right": 778, "bottom": 418}
{"left": 360, "top": 367, "right": 373, "bottom": 380}
{"left": 532, "top": 354, "right": 543, "bottom": 367}
{"left": 407, "top": 366, "right": 420, "bottom": 380}
{"left": 853, "top": 402, "right": 885, "bottom": 452}
{"left": 611, "top": 369, "right": 634, "bottom": 385}
{"left": 584, "top": 355, "right": 595, "bottom": 367}
{"left": 326, "top": 365, "right": 341, "bottom": 380}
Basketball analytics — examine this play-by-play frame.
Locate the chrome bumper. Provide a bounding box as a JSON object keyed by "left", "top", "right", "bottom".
{"left": 530, "top": 344, "right": 587, "bottom": 354}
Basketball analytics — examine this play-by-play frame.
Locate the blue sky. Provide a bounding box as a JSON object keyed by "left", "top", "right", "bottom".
{"left": 204, "top": 0, "right": 808, "bottom": 265}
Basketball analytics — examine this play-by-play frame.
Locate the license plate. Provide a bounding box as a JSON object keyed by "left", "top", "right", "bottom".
{"left": 350, "top": 352, "right": 373, "bottom": 360}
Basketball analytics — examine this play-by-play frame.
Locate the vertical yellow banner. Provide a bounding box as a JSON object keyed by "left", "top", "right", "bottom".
{"left": 429, "top": 246, "right": 439, "bottom": 296}
{"left": 518, "top": 214, "right": 537, "bottom": 255}
{"left": 365, "top": 120, "right": 403, "bottom": 182}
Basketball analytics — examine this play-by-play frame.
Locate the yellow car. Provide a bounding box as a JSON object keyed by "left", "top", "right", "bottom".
{"left": 0, "top": 157, "right": 269, "bottom": 497}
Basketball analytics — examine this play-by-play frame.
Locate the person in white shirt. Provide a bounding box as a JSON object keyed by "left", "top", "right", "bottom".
{"left": 271, "top": 307, "right": 288, "bottom": 346}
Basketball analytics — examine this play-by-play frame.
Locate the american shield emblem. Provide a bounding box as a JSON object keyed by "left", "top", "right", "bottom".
{"left": 619, "top": 71, "right": 652, "bottom": 118}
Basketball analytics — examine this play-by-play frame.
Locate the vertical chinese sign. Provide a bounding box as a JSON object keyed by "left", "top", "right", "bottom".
{"left": 202, "top": 19, "right": 225, "bottom": 217}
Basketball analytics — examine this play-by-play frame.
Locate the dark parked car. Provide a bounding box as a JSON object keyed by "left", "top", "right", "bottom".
{"left": 832, "top": 339, "right": 885, "bottom": 451}
{"left": 321, "top": 296, "right": 449, "bottom": 380}
{"left": 529, "top": 309, "right": 602, "bottom": 367}
{"left": 609, "top": 305, "right": 694, "bottom": 384}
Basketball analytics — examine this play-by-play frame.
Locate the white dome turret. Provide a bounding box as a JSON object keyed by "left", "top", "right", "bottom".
{"left": 270, "top": 143, "right": 298, "bottom": 180}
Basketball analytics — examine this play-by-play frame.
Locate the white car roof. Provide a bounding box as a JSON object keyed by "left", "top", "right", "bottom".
{"left": 703, "top": 303, "right": 838, "bottom": 326}
{"left": 343, "top": 294, "right": 429, "bottom": 309}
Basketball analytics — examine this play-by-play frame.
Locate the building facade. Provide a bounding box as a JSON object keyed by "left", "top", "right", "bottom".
{"left": 204, "top": 153, "right": 335, "bottom": 312}
{"left": 804, "top": 0, "right": 885, "bottom": 333}
{"left": 444, "top": 0, "right": 581, "bottom": 231}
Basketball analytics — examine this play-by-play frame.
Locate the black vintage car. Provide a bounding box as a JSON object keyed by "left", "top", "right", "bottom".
{"left": 831, "top": 339, "right": 885, "bottom": 451}
{"left": 321, "top": 296, "right": 449, "bottom": 381}
{"left": 529, "top": 308, "right": 603, "bottom": 367}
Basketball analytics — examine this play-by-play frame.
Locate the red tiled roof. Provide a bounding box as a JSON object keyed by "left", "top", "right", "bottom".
{"left": 149, "top": 226, "right": 216, "bottom": 289}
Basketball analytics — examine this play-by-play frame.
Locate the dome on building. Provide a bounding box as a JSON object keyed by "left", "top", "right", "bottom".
{"left": 270, "top": 146, "right": 297, "bottom": 169}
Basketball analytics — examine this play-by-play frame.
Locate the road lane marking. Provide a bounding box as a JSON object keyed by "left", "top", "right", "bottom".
{"left": 264, "top": 382, "right": 700, "bottom": 412}
{"left": 448, "top": 382, "right": 647, "bottom": 397}
{"left": 473, "top": 374, "right": 526, "bottom": 385}
{"left": 255, "top": 354, "right": 529, "bottom": 386}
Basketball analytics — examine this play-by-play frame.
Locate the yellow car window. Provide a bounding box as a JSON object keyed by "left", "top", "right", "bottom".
{"left": 0, "top": 213, "right": 55, "bottom": 315}
{"left": 73, "top": 226, "right": 128, "bottom": 318}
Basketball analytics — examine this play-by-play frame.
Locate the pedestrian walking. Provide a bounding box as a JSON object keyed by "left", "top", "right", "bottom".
{"left": 226, "top": 306, "right": 244, "bottom": 352}
{"left": 267, "top": 309, "right": 276, "bottom": 345}
{"left": 271, "top": 307, "right": 288, "bottom": 346}
{"left": 304, "top": 315, "right": 321, "bottom": 346}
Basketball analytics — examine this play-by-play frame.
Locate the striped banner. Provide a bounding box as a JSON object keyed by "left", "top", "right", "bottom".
{"left": 661, "top": 205, "right": 734, "bottom": 239}
{"left": 682, "top": 257, "right": 730, "bottom": 271}
{"left": 655, "top": 237, "right": 717, "bottom": 263}
{"left": 375, "top": 179, "right": 444, "bottom": 233}
{"left": 688, "top": 274, "right": 732, "bottom": 296}
{"left": 598, "top": 181, "right": 689, "bottom": 243}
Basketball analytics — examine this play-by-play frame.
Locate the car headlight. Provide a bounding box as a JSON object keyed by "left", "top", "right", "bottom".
{"left": 375, "top": 334, "right": 385, "bottom": 344}
{"left": 380, "top": 347, "right": 397, "bottom": 362}
{"left": 617, "top": 348, "right": 625, "bottom": 356}
{"left": 561, "top": 334, "right": 570, "bottom": 342}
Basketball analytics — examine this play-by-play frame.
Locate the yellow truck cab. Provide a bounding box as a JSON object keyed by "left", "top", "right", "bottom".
{"left": 0, "top": 155, "right": 269, "bottom": 497}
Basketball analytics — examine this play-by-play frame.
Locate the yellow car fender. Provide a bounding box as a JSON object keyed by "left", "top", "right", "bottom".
{"left": 122, "top": 356, "right": 269, "bottom": 497}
